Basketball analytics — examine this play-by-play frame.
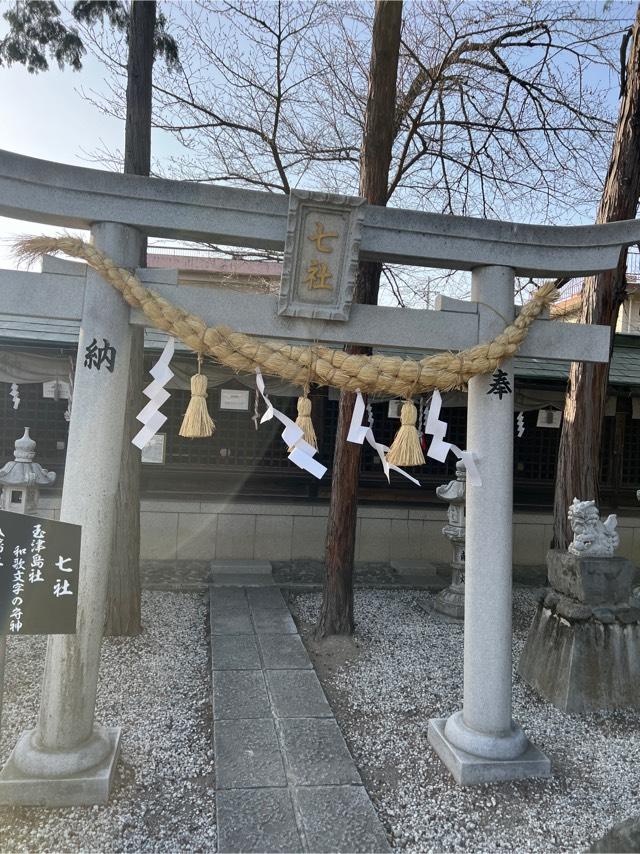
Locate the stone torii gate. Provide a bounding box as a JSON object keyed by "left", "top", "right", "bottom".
{"left": 0, "top": 150, "right": 634, "bottom": 801}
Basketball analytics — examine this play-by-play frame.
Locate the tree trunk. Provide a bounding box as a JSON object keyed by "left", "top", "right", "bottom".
{"left": 552, "top": 7, "right": 640, "bottom": 549}
{"left": 316, "top": 1, "right": 402, "bottom": 637}
{"left": 105, "top": 0, "right": 155, "bottom": 635}
{"left": 124, "top": 0, "right": 154, "bottom": 179}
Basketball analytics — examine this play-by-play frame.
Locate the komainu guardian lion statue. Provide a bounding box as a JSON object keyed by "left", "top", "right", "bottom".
{"left": 567, "top": 498, "right": 619, "bottom": 557}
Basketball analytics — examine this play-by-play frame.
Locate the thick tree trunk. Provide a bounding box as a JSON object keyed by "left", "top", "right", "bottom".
{"left": 124, "top": 0, "right": 154, "bottom": 178}
{"left": 316, "top": 1, "right": 402, "bottom": 637}
{"left": 105, "top": 0, "right": 155, "bottom": 635}
{"left": 552, "top": 8, "right": 640, "bottom": 549}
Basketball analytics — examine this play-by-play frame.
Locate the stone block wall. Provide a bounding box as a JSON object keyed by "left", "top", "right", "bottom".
{"left": 139, "top": 501, "right": 454, "bottom": 564}
{"left": 34, "top": 496, "right": 640, "bottom": 566}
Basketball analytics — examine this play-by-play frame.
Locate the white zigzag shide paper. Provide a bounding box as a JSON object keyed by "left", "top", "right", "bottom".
{"left": 132, "top": 337, "right": 175, "bottom": 450}
{"left": 255, "top": 368, "right": 327, "bottom": 480}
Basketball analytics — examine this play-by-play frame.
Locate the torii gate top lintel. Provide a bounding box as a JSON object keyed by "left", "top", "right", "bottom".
{"left": 1, "top": 148, "right": 639, "bottom": 278}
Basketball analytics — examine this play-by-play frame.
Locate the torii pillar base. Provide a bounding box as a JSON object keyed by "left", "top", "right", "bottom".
{"left": 0, "top": 726, "right": 120, "bottom": 806}
{"left": 427, "top": 717, "right": 550, "bottom": 786}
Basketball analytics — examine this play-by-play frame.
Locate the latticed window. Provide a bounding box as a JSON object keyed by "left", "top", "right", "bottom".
{"left": 599, "top": 415, "right": 616, "bottom": 485}
{"left": 513, "top": 410, "right": 561, "bottom": 482}
{"left": 621, "top": 411, "right": 640, "bottom": 485}
{"left": 318, "top": 394, "right": 338, "bottom": 469}
{"left": 163, "top": 387, "right": 297, "bottom": 469}
{"left": 513, "top": 409, "right": 616, "bottom": 486}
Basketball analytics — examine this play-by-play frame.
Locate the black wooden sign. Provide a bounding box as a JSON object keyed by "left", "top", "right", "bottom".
{"left": 0, "top": 510, "right": 81, "bottom": 635}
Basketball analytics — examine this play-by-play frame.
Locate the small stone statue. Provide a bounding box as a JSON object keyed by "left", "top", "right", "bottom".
{"left": 567, "top": 498, "right": 619, "bottom": 557}
{"left": 519, "top": 496, "right": 639, "bottom": 713}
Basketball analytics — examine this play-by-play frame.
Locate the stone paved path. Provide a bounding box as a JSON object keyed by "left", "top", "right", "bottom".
{"left": 210, "top": 586, "right": 391, "bottom": 854}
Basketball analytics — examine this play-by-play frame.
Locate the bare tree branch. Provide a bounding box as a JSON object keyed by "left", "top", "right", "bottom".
{"left": 72, "top": 0, "right": 633, "bottom": 304}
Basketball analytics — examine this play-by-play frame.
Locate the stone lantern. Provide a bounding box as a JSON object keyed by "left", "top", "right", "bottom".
{"left": 0, "top": 428, "right": 56, "bottom": 515}
{"left": 434, "top": 459, "right": 466, "bottom": 619}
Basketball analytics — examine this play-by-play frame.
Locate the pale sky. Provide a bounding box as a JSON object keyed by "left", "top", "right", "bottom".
{"left": 0, "top": 25, "right": 183, "bottom": 268}
{"left": 0, "top": 51, "right": 116, "bottom": 266}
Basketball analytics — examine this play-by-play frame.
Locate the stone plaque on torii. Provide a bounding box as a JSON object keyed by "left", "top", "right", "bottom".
{"left": 0, "top": 149, "right": 634, "bottom": 802}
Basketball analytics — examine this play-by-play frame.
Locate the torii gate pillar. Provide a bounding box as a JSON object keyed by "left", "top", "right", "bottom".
{"left": 428, "top": 265, "right": 550, "bottom": 784}
{"left": 0, "top": 222, "right": 143, "bottom": 805}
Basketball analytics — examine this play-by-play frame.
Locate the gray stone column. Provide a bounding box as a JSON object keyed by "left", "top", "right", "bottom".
{"left": 460, "top": 265, "right": 517, "bottom": 741}
{"left": 428, "top": 265, "right": 550, "bottom": 785}
{"left": 0, "top": 222, "right": 143, "bottom": 804}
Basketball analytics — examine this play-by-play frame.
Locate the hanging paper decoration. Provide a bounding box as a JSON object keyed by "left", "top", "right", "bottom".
{"left": 517, "top": 411, "right": 525, "bottom": 438}
{"left": 179, "top": 354, "right": 215, "bottom": 438}
{"left": 132, "top": 337, "right": 175, "bottom": 450}
{"left": 252, "top": 388, "right": 261, "bottom": 430}
{"left": 366, "top": 401, "right": 374, "bottom": 429}
{"left": 424, "top": 389, "right": 482, "bottom": 485}
{"left": 424, "top": 390, "right": 448, "bottom": 461}
{"left": 42, "top": 380, "right": 72, "bottom": 401}
{"left": 9, "top": 383, "right": 20, "bottom": 410}
{"left": 536, "top": 407, "right": 561, "bottom": 428}
{"left": 386, "top": 399, "right": 426, "bottom": 467}
{"left": 64, "top": 357, "right": 74, "bottom": 423}
{"left": 255, "top": 370, "right": 327, "bottom": 480}
{"left": 347, "top": 390, "right": 420, "bottom": 487}
{"left": 419, "top": 397, "right": 428, "bottom": 450}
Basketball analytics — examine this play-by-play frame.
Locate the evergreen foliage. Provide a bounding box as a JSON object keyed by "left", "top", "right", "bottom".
{"left": 0, "top": 1, "right": 84, "bottom": 72}
{"left": 0, "top": 0, "right": 179, "bottom": 74}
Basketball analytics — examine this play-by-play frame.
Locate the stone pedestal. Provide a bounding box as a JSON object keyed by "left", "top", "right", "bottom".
{"left": 547, "top": 551, "right": 634, "bottom": 605}
{"left": 428, "top": 718, "right": 550, "bottom": 786}
{"left": 433, "top": 582, "right": 465, "bottom": 619}
{"left": 0, "top": 727, "right": 120, "bottom": 806}
{"left": 519, "top": 550, "right": 640, "bottom": 713}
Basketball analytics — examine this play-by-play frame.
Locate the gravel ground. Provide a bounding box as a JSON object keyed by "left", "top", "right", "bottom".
{"left": 0, "top": 591, "right": 215, "bottom": 853}
{"left": 291, "top": 587, "right": 640, "bottom": 854}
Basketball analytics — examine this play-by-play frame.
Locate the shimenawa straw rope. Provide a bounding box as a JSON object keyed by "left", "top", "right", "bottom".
{"left": 15, "top": 235, "right": 558, "bottom": 400}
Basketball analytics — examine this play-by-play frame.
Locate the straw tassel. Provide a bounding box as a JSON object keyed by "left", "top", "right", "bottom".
{"left": 179, "top": 364, "right": 215, "bottom": 438}
{"left": 386, "top": 399, "right": 425, "bottom": 466}
{"left": 294, "top": 394, "right": 317, "bottom": 449}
